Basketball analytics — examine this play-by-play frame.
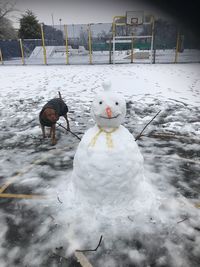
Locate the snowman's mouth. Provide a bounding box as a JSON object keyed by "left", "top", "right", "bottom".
{"left": 99, "top": 114, "right": 120, "bottom": 119}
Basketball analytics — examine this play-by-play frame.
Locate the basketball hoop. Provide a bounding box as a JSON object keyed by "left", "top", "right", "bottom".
{"left": 126, "top": 11, "right": 144, "bottom": 26}
{"left": 130, "top": 18, "right": 138, "bottom": 26}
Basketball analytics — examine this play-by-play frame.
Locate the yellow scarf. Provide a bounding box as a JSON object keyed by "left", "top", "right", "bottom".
{"left": 89, "top": 126, "right": 118, "bottom": 148}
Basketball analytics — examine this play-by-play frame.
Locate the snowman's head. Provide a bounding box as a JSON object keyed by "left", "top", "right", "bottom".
{"left": 91, "top": 81, "right": 126, "bottom": 128}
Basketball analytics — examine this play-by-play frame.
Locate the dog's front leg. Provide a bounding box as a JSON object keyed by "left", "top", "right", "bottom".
{"left": 41, "top": 124, "right": 46, "bottom": 138}
{"left": 51, "top": 124, "right": 57, "bottom": 145}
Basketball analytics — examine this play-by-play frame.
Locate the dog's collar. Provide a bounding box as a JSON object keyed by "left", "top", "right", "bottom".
{"left": 40, "top": 117, "right": 54, "bottom": 127}
{"left": 40, "top": 109, "right": 54, "bottom": 127}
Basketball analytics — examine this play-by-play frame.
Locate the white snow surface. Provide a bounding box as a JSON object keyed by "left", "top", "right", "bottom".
{"left": 0, "top": 63, "right": 200, "bottom": 267}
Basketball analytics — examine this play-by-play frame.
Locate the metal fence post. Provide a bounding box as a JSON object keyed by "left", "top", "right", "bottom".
{"left": 131, "top": 36, "right": 134, "bottom": 63}
{"left": 88, "top": 24, "right": 92, "bottom": 64}
{"left": 112, "top": 36, "right": 115, "bottom": 64}
{"left": 64, "top": 24, "right": 69, "bottom": 64}
{"left": 174, "top": 29, "right": 180, "bottom": 63}
{"left": 153, "top": 49, "right": 156, "bottom": 64}
{"left": 0, "top": 48, "right": 3, "bottom": 65}
{"left": 150, "top": 15, "right": 155, "bottom": 64}
{"left": 19, "top": 39, "right": 25, "bottom": 65}
{"left": 40, "top": 23, "right": 47, "bottom": 65}
{"left": 109, "top": 38, "right": 112, "bottom": 64}
{"left": 112, "top": 22, "right": 115, "bottom": 64}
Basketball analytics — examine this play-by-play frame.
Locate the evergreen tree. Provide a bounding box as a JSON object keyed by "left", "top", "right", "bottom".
{"left": 18, "top": 10, "right": 41, "bottom": 39}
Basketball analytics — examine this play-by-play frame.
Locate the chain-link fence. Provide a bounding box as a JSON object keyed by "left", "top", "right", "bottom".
{"left": 0, "top": 21, "right": 200, "bottom": 65}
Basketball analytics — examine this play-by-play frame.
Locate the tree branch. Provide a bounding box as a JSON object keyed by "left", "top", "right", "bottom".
{"left": 177, "top": 217, "right": 189, "bottom": 224}
{"left": 0, "top": 1, "right": 17, "bottom": 19}
{"left": 57, "top": 196, "right": 63, "bottom": 204}
{"left": 135, "top": 110, "right": 161, "bottom": 141}
{"left": 57, "top": 122, "right": 81, "bottom": 141}
{"left": 76, "top": 235, "right": 103, "bottom": 252}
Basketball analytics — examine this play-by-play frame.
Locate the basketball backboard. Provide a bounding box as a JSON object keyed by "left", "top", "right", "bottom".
{"left": 126, "top": 11, "right": 144, "bottom": 26}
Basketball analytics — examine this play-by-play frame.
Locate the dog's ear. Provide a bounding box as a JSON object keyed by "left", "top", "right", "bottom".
{"left": 42, "top": 108, "right": 54, "bottom": 116}
{"left": 41, "top": 108, "right": 49, "bottom": 119}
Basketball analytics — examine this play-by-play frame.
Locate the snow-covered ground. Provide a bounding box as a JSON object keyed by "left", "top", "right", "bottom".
{"left": 0, "top": 63, "right": 200, "bottom": 267}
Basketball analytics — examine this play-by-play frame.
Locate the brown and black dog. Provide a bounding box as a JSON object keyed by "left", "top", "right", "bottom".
{"left": 39, "top": 92, "right": 70, "bottom": 145}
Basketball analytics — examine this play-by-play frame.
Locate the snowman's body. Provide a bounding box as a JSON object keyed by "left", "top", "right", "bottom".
{"left": 72, "top": 124, "right": 144, "bottom": 206}
{"left": 71, "top": 82, "right": 145, "bottom": 207}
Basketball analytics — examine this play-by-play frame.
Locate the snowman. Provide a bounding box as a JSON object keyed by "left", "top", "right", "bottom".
{"left": 71, "top": 81, "right": 145, "bottom": 208}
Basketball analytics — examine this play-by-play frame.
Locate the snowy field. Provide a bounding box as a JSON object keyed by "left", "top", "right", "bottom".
{"left": 0, "top": 63, "right": 200, "bottom": 267}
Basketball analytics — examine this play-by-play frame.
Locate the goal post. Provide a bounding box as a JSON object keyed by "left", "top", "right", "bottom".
{"left": 112, "top": 11, "right": 155, "bottom": 64}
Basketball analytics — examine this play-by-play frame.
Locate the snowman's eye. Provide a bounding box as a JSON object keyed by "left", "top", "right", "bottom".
{"left": 115, "top": 102, "right": 119, "bottom": 105}
{"left": 99, "top": 101, "right": 103, "bottom": 105}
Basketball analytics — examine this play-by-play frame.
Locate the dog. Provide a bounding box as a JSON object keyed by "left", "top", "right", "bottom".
{"left": 39, "top": 92, "right": 70, "bottom": 145}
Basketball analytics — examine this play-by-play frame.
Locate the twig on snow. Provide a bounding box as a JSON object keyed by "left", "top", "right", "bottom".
{"left": 57, "top": 196, "right": 63, "bottom": 204}
{"left": 49, "top": 215, "right": 55, "bottom": 221}
{"left": 177, "top": 217, "right": 189, "bottom": 224}
{"left": 57, "top": 122, "right": 81, "bottom": 141}
{"left": 127, "top": 216, "right": 134, "bottom": 222}
{"left": 135, "top": 110, "right": 161, "bottom": 141}
{"left": 76, "top": 235, "right": 103, "bottom": 252}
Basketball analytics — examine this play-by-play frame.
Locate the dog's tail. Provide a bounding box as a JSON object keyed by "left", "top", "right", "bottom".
{"left": 58, "top": 91, "right": 62, "bottom": 99}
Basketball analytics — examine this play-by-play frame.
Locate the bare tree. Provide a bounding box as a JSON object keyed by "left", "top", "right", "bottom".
{"left": 0, "top": 1, "right": 16, "bottom": 19}
{"left": 0, "top": 1, "right": 17, "bottom": 39}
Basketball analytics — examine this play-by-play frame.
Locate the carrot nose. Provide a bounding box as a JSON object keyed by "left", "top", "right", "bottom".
{"left": 106, "top": 107, "right": 112, "bottom": 118}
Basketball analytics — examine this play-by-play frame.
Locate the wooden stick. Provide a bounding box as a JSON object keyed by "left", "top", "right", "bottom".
{"left": 177, "top": 217, "right": 189, "bottom": 224}
{"left": 76, "top": 235, "right": 103, "bottom": 252}
{"left": 57, "top": 122, "right": 81, "bottom": 140}
{"left": 135, "top": 110, "right": 161, "bottom": 141}
{"left": 57, "top": 196, "right": 63, "bottom": 204}
{"left": 74, "top": 251, "right": 94, "bottom": 267}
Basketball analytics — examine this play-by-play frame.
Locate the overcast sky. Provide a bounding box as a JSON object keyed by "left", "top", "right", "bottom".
{"left": 8, "top": 0, "right": 166, "bottom": 28}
